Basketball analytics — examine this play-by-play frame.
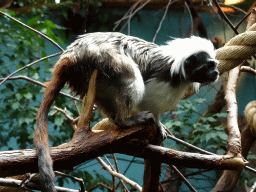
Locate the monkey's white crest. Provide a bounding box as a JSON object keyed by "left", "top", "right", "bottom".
{"left": 159, "top": 36, "right": 216, "bottom": 78}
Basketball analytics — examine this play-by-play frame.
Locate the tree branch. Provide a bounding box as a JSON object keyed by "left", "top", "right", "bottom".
{"left": 0, "top": 178, "right": 78, "bottom": 192}
{"left": 0, "top": 76, "right": 81, "bottom": 102}
{"left": 0, "top": 52, "right": 62, "bottom": 87}
{"left": 0, "top": 11, "right": 64, "bottom": 52}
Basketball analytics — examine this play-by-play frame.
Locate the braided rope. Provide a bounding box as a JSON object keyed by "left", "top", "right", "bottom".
{"left": 216, "top": 23, "right": 256, "bottom": 74}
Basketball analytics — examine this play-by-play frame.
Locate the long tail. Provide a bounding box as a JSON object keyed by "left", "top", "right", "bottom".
{"left": 34, "top": 57, "right": 74, "bottom": 192}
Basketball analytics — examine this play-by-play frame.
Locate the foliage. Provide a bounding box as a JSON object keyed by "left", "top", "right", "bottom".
{"left": 164, "top": 99, "right": 228, "bottom": 153}
{"left": 0, "top": 9, "right": 66, "bottom": 150}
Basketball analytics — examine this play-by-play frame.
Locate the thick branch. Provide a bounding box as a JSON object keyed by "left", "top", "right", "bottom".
{"left": 0, "top": 121, "right": 246, "bottom": 178}
{"left": 225, "top": 66, "right": 241, "bottom": 156}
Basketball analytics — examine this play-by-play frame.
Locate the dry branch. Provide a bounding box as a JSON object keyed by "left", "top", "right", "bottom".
{"left": 97, "top": 157, "right": 142, "bottom": 191}
{"left": 225, "top": 66, "right": 242, "bottom": 156}
{"left": 0, "top": 178, "right": 78, "bottom": 192}
{"left": 0, "top": 122, "right": 247, "bottom": 178}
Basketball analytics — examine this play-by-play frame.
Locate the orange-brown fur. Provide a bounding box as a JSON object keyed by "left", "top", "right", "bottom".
{"left": 35, "top": 57, "right": 75, "bottom": 192}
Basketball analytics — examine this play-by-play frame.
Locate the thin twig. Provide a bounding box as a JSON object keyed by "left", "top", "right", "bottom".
{"left": 152, "top": 0, "right": 174, "bottom": 43}
{"left": 118, "top": 0, "right": 151, "bottom": 33}
{"left": 96, "top": 157, "right": 141, "bottom": 191}
{"left": 103, "top": 155, "right": 129, "bottom": 192}
{"left": 103, "top": 155, "right": 116, "bottom": 191}
{"left": 112, "top": 154, "right": 120, "bottom": 173}
{"left": 53, "top": 106, "right": 77, "bottom": 130}
{"left": 0, "top": 11, "right": 64, "bottom": 52}
{"left": 0, "top": 75, "right": 81, "bottom": 102}
{"left": 116, "top": 156, "right": 136, "bottom": 190}
{"left": 55, "top": 171, "right": 85, "bottom": 192}
{"left": 113, "top": 0, "right": 143, "bottom": 31}
{"left": 0, "top": 52, "right": 62, "bottom": 86}
{"left": 171, "top": 165, "right": 197, "bottom": 192}
{"left": 167, "top": 135, "right": 213, "bottom": 155}
{"left": 249, "top": 180, "right": 256, "bottom": 192}
{"left": 184, "top": 0, "right": 194, "bottom": 36}
{"left": 212, "top": 0, "right": 239, "bottom": 35}
{"left": 0, "top": 177, "right": 78, "bottom": 192}
{"left": 240, "top": 66, "right": 256, "bottom": 76}
{"left": 235, "top": 10, "right": 252, "bottom": 30}
{"left": 218, "top": 3, "right": 247, "bottom": 15}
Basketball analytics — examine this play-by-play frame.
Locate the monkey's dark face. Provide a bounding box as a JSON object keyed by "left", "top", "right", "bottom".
{"left": 184, "top": 52, "right": 219, "bottom": 83}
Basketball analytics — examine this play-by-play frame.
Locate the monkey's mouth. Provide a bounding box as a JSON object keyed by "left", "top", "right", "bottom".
{"left": 195, "top": 70, "right": 219, "bottom": 83}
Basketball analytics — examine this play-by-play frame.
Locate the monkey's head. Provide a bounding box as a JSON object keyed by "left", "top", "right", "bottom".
{"left": 167, "top": 36, "right": 219, "bottom": 85}
{"left": 184, "top": 52, "right": 219, "bottom": 83}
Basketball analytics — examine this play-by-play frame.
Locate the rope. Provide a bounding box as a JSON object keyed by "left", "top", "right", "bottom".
{"left": 216, "top": 23, "right": 256, "bottom": 74}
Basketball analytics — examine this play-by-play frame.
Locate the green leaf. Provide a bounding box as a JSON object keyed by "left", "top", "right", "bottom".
{"left": 214, "top": 113, "right": 227, "bottom": 118}
{"left": 206, "top": 117, "right": 217, "bottom": 123}
{"left": 55, "top": 115, "right": 64, "bottom": 126}
{"left": 45, "top": 20, "right": 57, "bottom": 28}
{"left": 217, "top": 132, "right": 228, "bottom": 140}
{"left": 171, "top": 121, "right": 182, "bottom": 127}
{"left": 26, "top": 16, "right": 39, "bottom": 26}
{"left": 12, "top": 102, "right": 19, "bottom": 110}
{"left": 205, "top": 132, "right": 216, "bottom": 142}
{"left": 25, "top": 117, "right": 34, "bottom": 125}
{"left": 217, "top": 149, "right": 226, "bottom": 155}
{"left": 194, "top": 98, "right": 206, "bottom": 103}
{"left": 15, "top": 93, "right": 22, "bottom": 101}
{"left": 24, "top": 93, "right": 33, "bottom": 100}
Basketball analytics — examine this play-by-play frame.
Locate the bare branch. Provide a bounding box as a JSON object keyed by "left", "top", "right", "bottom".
{"left": 111, "top": 154, "right": 129, "bottom": 192}
{"left": 225, "top": 65, "right": 242, "bottom": 156}
{"left": 96, "top": 157, "right": 142, "bottom": 192}
{"left": 0, "top": 11, "right": 64, "bottom": 52}
{"left": 53, "top": 106, "right": 77, "bottom": 130}
{"left": 170, "top": 165, "right": 196, "bottom": 192}
{"left": 0, "top": 178, "right": 78, "bottom": 192}
{"left": 0, "top": 52, "right": 62, "bottom": 86}
{"left": 240, "top": 66, "right": 256, "bottom": 75}
{"left": 55, "top": 171, "right": 85, "bottom": 192}
{"left": 212, "top": 0, "right": 239, "bottom": 35}
{"left": 0, "top": 76, "right": 81, "bottom": 102}
{"left": 152, "top": 0, "right": 174, "bottom": 43}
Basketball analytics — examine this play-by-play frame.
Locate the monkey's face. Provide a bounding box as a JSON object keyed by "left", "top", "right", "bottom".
{"left": 184, "top": 52, "right": 219, "bottom": 83}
